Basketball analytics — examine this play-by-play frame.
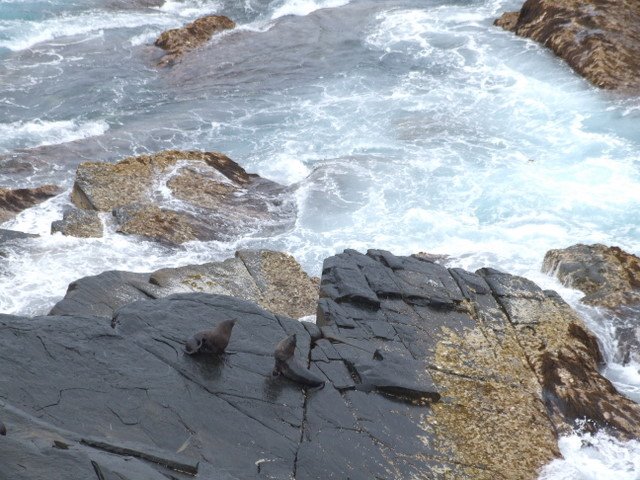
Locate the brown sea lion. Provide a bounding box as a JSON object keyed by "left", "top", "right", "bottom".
{"left": 185, "top": 319, "right": 236, "bottom": 355}
{"left": 272, "top": 334, "right": 324, "bottom": 388}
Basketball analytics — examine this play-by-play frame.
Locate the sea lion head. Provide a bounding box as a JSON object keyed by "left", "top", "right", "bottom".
{"left": 274, "top": 334, "right": 297, "bottom": 363}
{"left": 218, "top": 319, "right": 236, "bottom": 335}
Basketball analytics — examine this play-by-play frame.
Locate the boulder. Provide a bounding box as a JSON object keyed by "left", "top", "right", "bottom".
{"left": 50, "top": 250, "right": 318, "bottom": 319}
{"left": 51, "top": 208, "right": 103, "bottom": 238}
{"left": 495, "top": 0, "right": 640, "bottom": 90}
{"left": 543, "top": 244, "right": 640, "bottom": 310}
{"left": 69, "top": 150, "right": 295, "bottom": 244}
{"left": 0, "top": 185, "right": 61, "bottom": 223}
{"left": 543, "top": 243, "right": 640, "bottom": 365}
{"left": 4, "top": 250, "right": 640, "bottom": 479}
{"left": 154, "top": 15, "right": 236, "bottom": 67}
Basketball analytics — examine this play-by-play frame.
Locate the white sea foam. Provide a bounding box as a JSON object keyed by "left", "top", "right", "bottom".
{"left": 540, "top": 431, "right": 640, "bottom": 480}
{"left": 0, "top": 118, "right": 108, "bottom": 151}
{"left": 157, "top": 0, "right": 222, "bottom": 17}
{"left": 270, "top": 0, "right": 350, "bottom": 20}
{"left": 0, "top": 10, "right": 178, "bottom": 51}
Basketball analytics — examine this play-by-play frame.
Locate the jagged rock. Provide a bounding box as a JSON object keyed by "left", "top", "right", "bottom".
{"left": 495, "top": 0, "right": 640, "bottom": 90}
{"left": 69, "top": 150, "right": 295, "bottom": 243}
{"left": 154, "top": 15, "right": 236, "bottom": 67}
{"left": 315, "top": 249, "right": 640, "bottom": 478}
{"left": 543, "top": 243, "right": 640, "bottom": 365}
{"left": 543, "top": 244, "right": 640, "bottom": 310}
{"left": 6, "top": 250, "right": 639, "bottom": 479}
{"left": 0, "top": 184, "right": 61, "bottom": 223}
{"left": 51, "top": 208, "right": 103, "bottom": 238}
{"left": 50, "top": 250, "right": 318, "bottom": 319}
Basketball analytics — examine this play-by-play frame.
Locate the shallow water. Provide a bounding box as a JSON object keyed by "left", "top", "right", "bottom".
{"left": 1, "top": 0, "right": 640, "bottom": 476}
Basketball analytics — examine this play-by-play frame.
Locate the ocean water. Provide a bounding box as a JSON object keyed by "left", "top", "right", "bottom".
{"left": 1, "top": 0, "right": 640, "bottom": 476}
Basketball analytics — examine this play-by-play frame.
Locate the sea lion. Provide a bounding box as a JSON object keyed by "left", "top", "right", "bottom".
{"left": 0, "top": 421, "right": 6, "bottom": 435}
{"left": 272, "top": 334, "right": 324, "bottom": 388}
{"left": 185, "top": 319, "right": 236, "bottom": 355}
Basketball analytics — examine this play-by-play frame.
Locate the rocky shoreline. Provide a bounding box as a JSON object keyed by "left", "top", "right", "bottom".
{"left": 495, "top": 0, "right": 640, "bottom": 90}
{"left": 0, "top": 8, "right": 639, "bottom": 480}
{"left": 0, "top": 233, "right": 639, "bottom": 478}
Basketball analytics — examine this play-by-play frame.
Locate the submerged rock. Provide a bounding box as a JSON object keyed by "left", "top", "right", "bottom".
{"left": 544, "top": 243, "right": 640, "bottom": 365}
{"left": 495, "top": 0, "right": 640, "bottom": 90}
{"left": 68, "top": 150, "right": 295, "bottom": 244}
{"left": 51, "top": 208, "right": 103, "bottom": 238}
{"left": 154, "top": 15, "right": 236, "bottom": 67}
{"left": 50, "top": 249, "right": 318, "bottom": 319}
{"left": 5, "top": 250, "right": 639, "bottom": 479}
{"left": 0, "top": 229, "right": 38, "bottom": 243}
{"left": 0, "top": 184, "right": 61, "bottom": 223}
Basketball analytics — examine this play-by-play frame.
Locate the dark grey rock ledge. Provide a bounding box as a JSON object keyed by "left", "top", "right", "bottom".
{"left": 1, "top": 249, "right": 639, "bottom": 479}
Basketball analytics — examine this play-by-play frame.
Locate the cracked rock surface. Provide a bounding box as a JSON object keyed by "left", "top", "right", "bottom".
{"left": 50, "top": 249, "right": 318, "bottom": 319}
{"left": 1, "top": 249, "right": 639, "bottom": 479}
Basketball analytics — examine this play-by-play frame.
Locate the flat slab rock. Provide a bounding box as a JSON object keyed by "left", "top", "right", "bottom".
{"left": 495, "top": 0, "right": 640, "bottom": 90}
{"left": 66, "top": 150, "right": 295, "bottom": 244}
{"left": 50, "top": 249, "right": 318, "bottom": 320}
{"left": 3, "top": 250, "right": 640, "bottom": 480}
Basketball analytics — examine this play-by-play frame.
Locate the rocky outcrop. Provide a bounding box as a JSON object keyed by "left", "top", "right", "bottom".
{"left": 315, "top": 249, "right": 640, "bottom": 478}
{"left": 2, "top": 249, "right": 636, "bottom": 479}
{"left": 51, "top": 208, "right": 103, "bottom": 238}
{"left": 50, "top": 249, "right": 318, "bottom": 319}
{"left": 0, "top": 185, "right": 61, "bottom": 223}
{"left": 543, "top": 244, "right": 640, "bottom": 310}
{"left": 495, "top": 0, "right": 640, "bottom": 90}
{"left": 67, "top": 150, "right": 295, "bottom": 244}
{"left": 154, "top": 15, "right": 236, "bottom": 67}
{"left": 543, "top": 243, "right": 640, "bottom": 365}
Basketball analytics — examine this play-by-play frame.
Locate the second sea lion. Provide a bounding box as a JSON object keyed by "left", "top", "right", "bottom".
{"left": 272, "top": 334, "right": 324, "bottom": 388}
{"left": 185, "top": 319, "right": 236, "bottom": 355}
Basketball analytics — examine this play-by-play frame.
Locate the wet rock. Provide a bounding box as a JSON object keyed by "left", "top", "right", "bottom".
{"left": 50, "top": 249, "right": 318, "bottom": 319}
{"left": 115, "top": 204, "right": 199, "bottom": 244}
{"left": 0, "top": 229, "right": 38, "bottom": 243}
{"left": 51, "top": 208, "right": 103, "bottom": 238}
{"left": 543, "top": 243, "right": 640, "bottom": 365}
{"left": 495, "top": 0, "right": 640, "bottom": 90}
{"left": 69, "top": 150, "right": 295, "bottom": 243}
{"left": 316, "top": 250, "right": 640, "bottom": 478}
{"left": 154, "top": 15, "right": 236, "bottom": 67}
{"left": 4, "top": 251, "right": 640, "bottom": 479}
{"left": 543, "top": 244, "right": 640, "bottom": 310}
{"left": 0, "top": 184, "right": 61, "bottom": 223}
